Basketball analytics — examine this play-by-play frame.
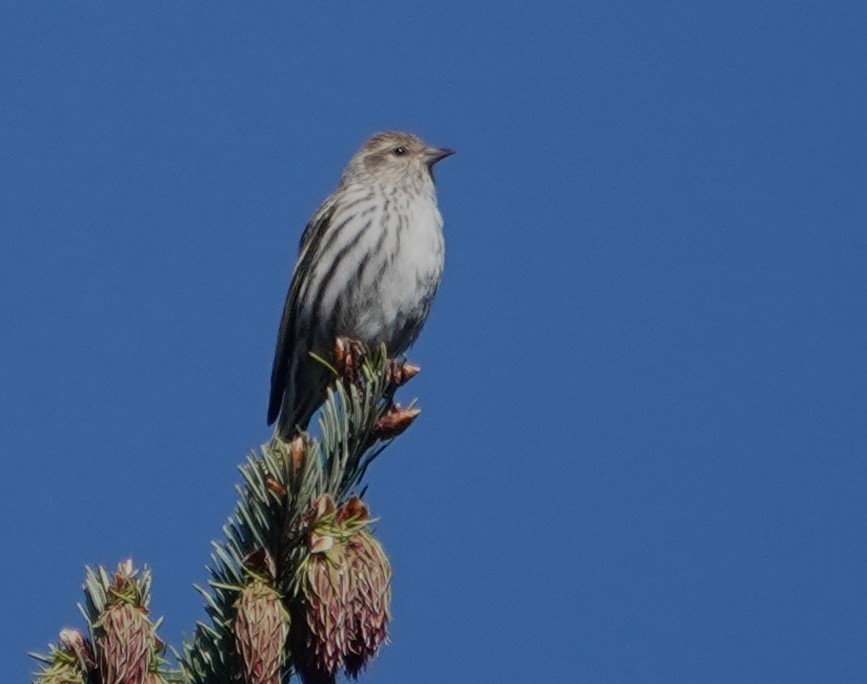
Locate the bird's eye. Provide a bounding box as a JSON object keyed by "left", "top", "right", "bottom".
{"left": 393, "top": 146, "right": 407, "bottom": 156}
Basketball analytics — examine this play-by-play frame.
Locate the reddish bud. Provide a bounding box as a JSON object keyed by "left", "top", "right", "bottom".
{"left": 387, "top": 361, "right": 421, "bottom": 387}
{"left": 234, "top": 572, "right": 291, "bottom": 684}
{"left": 290, "top": 435, "right": 306, "bottom": 470}
{"left": 336, "top": 497, "right": 369, "bottom": 525}
{"left": 372, "top": 404, "right": 421, "bottom": 439}
{"left": 334, "top": 337, "right": 364, "bottom": 380}
{"left": 265, "top": 476, "right": 287, "bottom": 496}
{"left": 58, "top": 628, "right": 95, "bottom": 670}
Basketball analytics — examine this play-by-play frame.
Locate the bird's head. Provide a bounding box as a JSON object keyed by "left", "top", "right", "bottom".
{"left": 344, "top": 131, "right": 454, "bottom": 189}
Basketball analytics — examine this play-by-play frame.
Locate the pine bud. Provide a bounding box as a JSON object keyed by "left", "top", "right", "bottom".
{"left": 290, "top": 497, "right": 392, "bottom": 682}
{"left": 32, "top": 628, "right": 94, "bottom": 684}
{"left": 94, "top": 561, "right": 156, "bottom": 684}
{"left": 58, "top": 628, "right": 95, "bottom": 670}
{"left": 387, "top": 360, "right": 421, "bottom": 387}
{"left": 292, "top": 541, "right": 351, "bottom": 682}
{"left": 334, "top": 337, "right": 364, "bottom": 380}
{"left": 343, "top": 529, "right": 391, "bottom": 678}
{"left": 234, "top": 550, "right": 291, "bottom": 684}
{"left": 290, "top": 435, "right": 306, "bottom": 470}
{"left": 373, "top": 404, "right": 421, "bottom": 439}
{"left": 265, "top": 475, "right": 287, "bottom": 496}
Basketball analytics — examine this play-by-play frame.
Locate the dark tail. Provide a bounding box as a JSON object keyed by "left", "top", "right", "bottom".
{"left": 274, "top": 360, "right": 331, "bottom": 440}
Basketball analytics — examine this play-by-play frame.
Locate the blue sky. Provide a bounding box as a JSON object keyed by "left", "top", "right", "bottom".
{"left": 2, "top": 2, "right": 865, "bottom": 682}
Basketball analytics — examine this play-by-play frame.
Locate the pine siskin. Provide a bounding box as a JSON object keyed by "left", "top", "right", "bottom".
{"left": 268, "top": 131, "right": 454, "bottom": 439}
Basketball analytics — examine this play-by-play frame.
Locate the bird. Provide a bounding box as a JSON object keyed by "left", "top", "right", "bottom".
{"left": 268, "top": 131, "right": 454, "bottom": 439}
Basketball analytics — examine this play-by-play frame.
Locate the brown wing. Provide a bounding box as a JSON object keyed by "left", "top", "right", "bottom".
{"left": 267, "top": 199, "right": 338, "bottom": 426}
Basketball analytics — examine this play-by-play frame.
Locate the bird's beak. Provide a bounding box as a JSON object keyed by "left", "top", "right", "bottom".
{"left": 424, "top": 146, "right": 456, "bottom": 167}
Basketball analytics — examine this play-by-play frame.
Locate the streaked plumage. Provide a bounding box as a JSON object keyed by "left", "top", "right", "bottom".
{"left": 268, "top": 131, "right": 453, "bottom": 439}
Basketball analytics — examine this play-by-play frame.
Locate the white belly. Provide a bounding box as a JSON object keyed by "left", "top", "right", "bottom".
{"left": 343, "top": 194, "right": 444, "bottom": 350}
